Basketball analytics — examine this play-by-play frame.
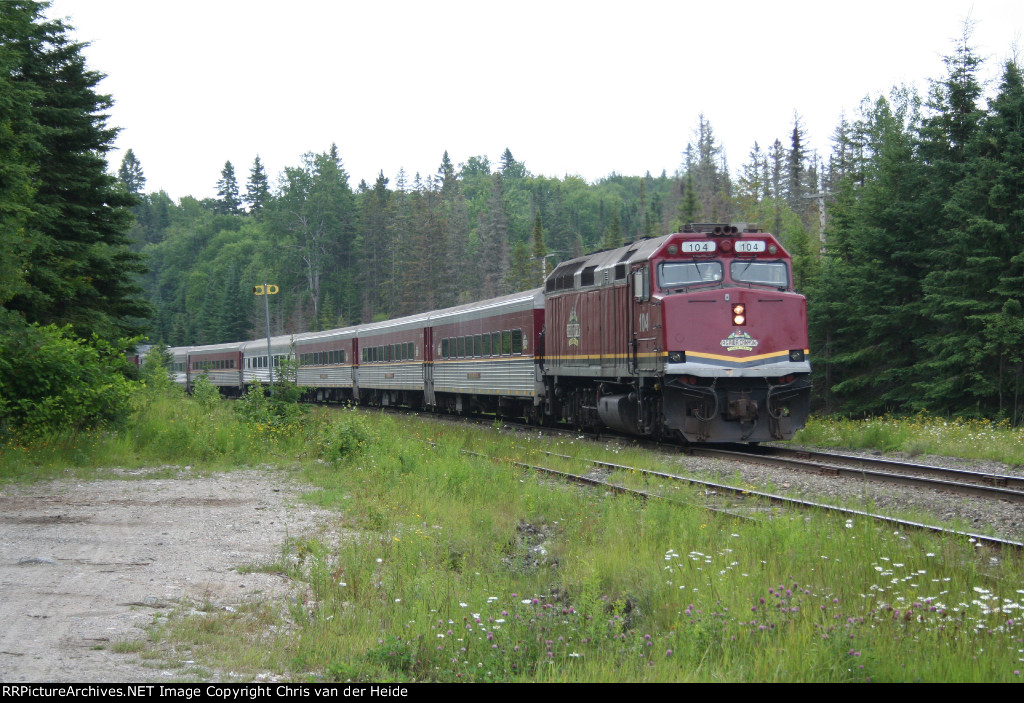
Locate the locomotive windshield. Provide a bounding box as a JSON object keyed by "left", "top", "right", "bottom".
{"left": 730, "top": 260, "right": 789, "bottom": 287}
{"left": 659, "top": 261, "right": 722, "bottom": 288}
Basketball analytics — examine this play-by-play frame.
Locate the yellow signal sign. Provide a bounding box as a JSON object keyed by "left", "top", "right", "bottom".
{"left": 253, "top": 284, "right": 279, "bottom": 295}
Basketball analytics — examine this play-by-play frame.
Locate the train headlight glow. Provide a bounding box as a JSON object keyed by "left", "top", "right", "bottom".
{"left": 732, "top": 304, "right": 746, "bottom": 325}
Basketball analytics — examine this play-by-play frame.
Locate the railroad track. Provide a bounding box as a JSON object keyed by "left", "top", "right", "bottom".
{"left": 682, "top": 444, "right": 1024, "bottom": 504}
{"left": 423, "top": 439, "right": 1024, "bottom": 552}
{"left": 367, "top": 405, "right": 1024, "bottom": 547}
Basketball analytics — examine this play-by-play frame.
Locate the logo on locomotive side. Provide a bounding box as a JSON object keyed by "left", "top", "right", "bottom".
{"left": 566, "top": 306, "right": 581, "bottom": 347}
{"left": 720, "top": 330, "right": 759, "bottom": 351}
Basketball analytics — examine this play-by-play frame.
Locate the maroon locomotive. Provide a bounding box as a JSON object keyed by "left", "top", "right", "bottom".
{"left": 542, "top": 223, "right": 811, "bottom": 442}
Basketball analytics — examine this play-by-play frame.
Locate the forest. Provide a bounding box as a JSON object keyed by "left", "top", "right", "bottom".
{"left": 2, "top": 0, "right": 1023, "bottom": 429}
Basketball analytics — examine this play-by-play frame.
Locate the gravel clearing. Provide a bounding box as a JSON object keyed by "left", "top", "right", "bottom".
{"left": 0, "top": 467, "right": 333, "bottom": 683}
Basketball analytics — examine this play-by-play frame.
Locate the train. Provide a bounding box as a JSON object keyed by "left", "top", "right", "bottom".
{"left": 166, "top": 224, "right": 811, "bottom": 443}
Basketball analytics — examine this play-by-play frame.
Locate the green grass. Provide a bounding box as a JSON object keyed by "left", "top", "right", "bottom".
{"left": 151, "top": 413, "right": 1024, "bottom": 682}
{"left": 5, "top": 397, "right": 1024, "bottom": 681}
{"left": 0, "top": 384, "right": 371, "bottom": 482}
{"left": 794, "top": 412, "right": 1024, "bottom": 465}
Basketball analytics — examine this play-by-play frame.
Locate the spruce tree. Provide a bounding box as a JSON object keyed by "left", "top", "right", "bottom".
{"left": 601, "top": 209, "right": 623, "bottom": 249}
{"left": 814, "top": 88, "right": 929, "bottom": 414}
{"left": 478, "top": 173, "right": 510, "bottom": 298}
{"left": 357, "top": 171, "right": 394, "bottom": 321}
{"left": 245, "top": 154, "right": 270, "bottom": 216}
{"left": 0, "top": 6, "right": 39, "bottom": 308}
{"left": 436, "top": 150, "right": 458, "bottom": 197}
{"left": 737, "top": 142, "right": 765, "bottom": 205}
{"left": 0, "top": 0, "right": 150, "bottom": 340}
{"left": 216, "top": 160, "right": 242, "bottom": 215}
{"left": 499, "top": 148, "right": 526, "bottom": 180}
{"left": 915, "top": 28, "right": 990, "bottom": 414}
{"left": 530, "top": 213, "right": 547, "bottom": 284}
{"left": 768, "top": 139, "right": 785, "bottom": 236}
{"left": 787, "top": 113, "right": 806, "bottom": 205}
{"left": 117, "top": 148, "right": 146, "bottom": 195}
{"left": 924, "top": 58, "right": 1024, "bottom": 417}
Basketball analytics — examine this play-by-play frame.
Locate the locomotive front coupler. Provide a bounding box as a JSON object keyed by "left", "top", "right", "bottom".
{"left": 724, "top": 391, "right": 759, "bottom": 422}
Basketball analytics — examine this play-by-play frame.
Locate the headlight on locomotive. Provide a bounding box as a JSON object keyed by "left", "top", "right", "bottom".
{"left": 732, "top": 303, "right": 746, "bottom": 326}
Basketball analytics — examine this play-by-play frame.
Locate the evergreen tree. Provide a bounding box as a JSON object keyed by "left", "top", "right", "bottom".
{"left": 787, "top": 113, "right": 806, "bottom": 205}
{"left": 505, "top": 241, "right": 533, "bottom": 293}
{"left": 812, "top": 88, "right": 928, "bottom": 415}
{"left": 117, "top": 148, "right": 146, "bottom": 195}
{"left": 686, "top": 115, "right": 732, "bottom": 221}
{"left": 985, "top": 60, "right": 1024, "bottom": 422}
{"left": 445, "top": 193, "right": 472, "bottom": 303}
{"left": 530, "top": 212, "right": 547, "bottom": 285}
{"left": 478, "top": 173, "right": 510, "bottom": 298}
{"left": 245, "top": 154, "right": 270, "bottom": 216}
{"left": 920, "top": 56, "right": 1024, "bottom": 417}
{"left": 357, "top": 171, "right": 395, "bottom": 321}
{"left": 0, "top": 0, "right": 150, "bottom": 340}
{"left": 0, "top": 5, "right": 39, "bottom": 308}
{"left": 768, "top": 139, "right": 785, "bottom": 235}
{"left": 737, "top": 142, "right": 766, "bottom": 205}
{"left": 436, "top": 150, "right": 458, "bottom": 198}
{"left": 677, "top": 170, "right": 697, "bottom": 227}
{"left": 601, "top": 209, "right": 623, "bottom": 249}
{"left": 915, "top": 27, "right": 991, "bottom": 415}
{"left": 499, "top": 148, "right": 527, "bottom": 180}
{"left": 636, "top": 178, "right": 648, "bottom": 241}
{"left": 216, "top": 160, "right": 242, "bottom": 215}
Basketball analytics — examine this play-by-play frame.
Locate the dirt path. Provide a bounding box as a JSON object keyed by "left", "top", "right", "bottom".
{"left": 0, "top": 468, "right": 331, "bottom": 682}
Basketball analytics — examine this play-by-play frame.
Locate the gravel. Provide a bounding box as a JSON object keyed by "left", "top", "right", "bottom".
{"left": 0, "top": 467, "right": 333, "bottom": 683}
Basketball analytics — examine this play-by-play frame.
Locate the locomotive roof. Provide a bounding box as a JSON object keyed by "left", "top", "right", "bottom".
{"left": 544, "top": 226, "right": 782, "bottom": 293}
{"left": 543, "top": 234, "right": 671, "bottom": 293}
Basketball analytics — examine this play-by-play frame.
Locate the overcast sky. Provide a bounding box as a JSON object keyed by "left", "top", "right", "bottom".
{"left": 45, "top": 0, "right": 1024, "bottom": 202}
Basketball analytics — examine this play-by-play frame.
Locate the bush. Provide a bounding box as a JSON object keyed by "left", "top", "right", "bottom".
{"left": 312, "top": 407, "right": 377, "bottom": 461}
{"left": 190, "top": 374, "right": 221, "bottom": 410}
{"left": 235, "top": 381, "right": 305, "bottom": 428}
{"left": 0, "top": 316, "right": 139, "bottom": 435}
{"left": 140, "top": 343, "right": 178, "bottom": 395}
